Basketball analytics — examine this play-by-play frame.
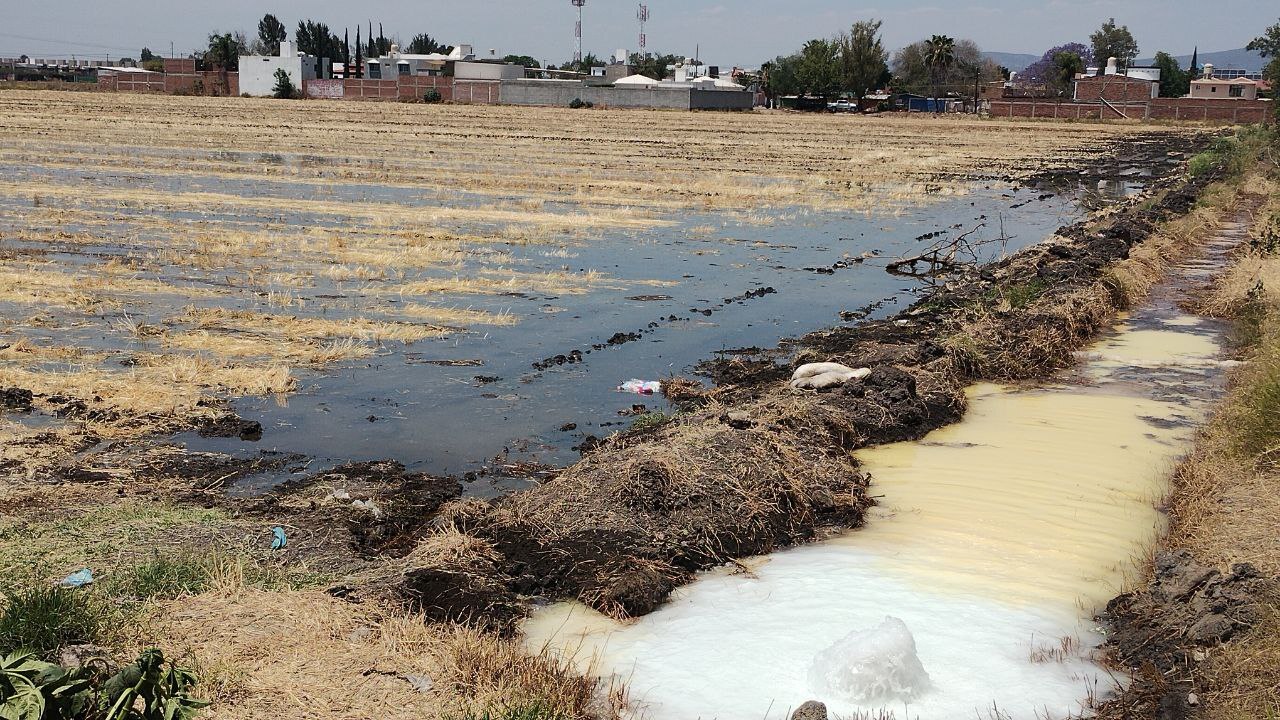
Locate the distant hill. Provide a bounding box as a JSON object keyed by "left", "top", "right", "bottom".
{"left": 983, "top": 52, "right": 1039, "bottom": 72}
{"left": 1136, "top": 48, "right": 1265, "bottom": 71}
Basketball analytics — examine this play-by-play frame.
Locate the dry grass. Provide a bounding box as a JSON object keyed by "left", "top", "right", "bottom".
{"left": 946, "top": 177, "right": 1238, "bottom": 380}
{"left": 1162, "top": 183, "right": 1280, "bottom": 719}
{"left": 153, "top": 587, "right": 618, "bottom": 719}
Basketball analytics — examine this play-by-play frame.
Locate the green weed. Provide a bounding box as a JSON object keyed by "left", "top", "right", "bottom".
{"left": 0, "top": 585, "right": 104, "bottom": 659}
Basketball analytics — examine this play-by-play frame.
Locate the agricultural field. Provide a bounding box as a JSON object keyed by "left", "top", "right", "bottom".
{"left": 2, "top": 89, "right": 1243, "bottom": 719}
{"left": 0, "top": 91, "right": 1199, "bottom": 483}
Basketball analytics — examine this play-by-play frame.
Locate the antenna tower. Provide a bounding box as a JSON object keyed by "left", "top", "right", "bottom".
{"left": 637, "top": 4, "right": 649, "bottom": 57}
{"left": 571, "top": 0, "right": 586, "bottom": 63}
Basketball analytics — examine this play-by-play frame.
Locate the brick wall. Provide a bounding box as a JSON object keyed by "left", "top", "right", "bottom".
{"left": 1150, "top": 97, "right": 1272, "bottom": 123}
{"left": 988, "top": 97, "right": 1273, "bottom": 124}
{"left": 453, "top": 80, "right": 500, "bottom": 104}
{"left": 100, "top": 71, "right": 237, "bottom": 96}
{"left": 163, "top": 58, "right": 196, "bottom": 74}
{"left": 1074, "top": 76, "right": 1155, "bottom": 102}
{"left": 334, "top": 75, "right": 454, "bottom": 101}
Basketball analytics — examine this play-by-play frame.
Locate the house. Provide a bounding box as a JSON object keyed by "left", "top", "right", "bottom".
{"left": 363, "top": 44, "right": 524, "bottom": 81}
{"left": 238, "top": 40, "right": 330, "bottom": 96}
{"left": 1188, "top": 63, "right": 1261, "bottom": 102}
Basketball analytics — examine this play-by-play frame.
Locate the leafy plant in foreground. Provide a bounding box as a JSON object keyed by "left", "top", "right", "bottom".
{"left": 0, "top": 650, "right": 93, "bottom": 720}
{"left": 0, "top": 649, "right": 206, "bottom": 720}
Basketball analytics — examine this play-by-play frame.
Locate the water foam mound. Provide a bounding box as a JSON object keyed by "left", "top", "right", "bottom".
{"left": 807, "top": 616, "right": 931, "bottom": 704}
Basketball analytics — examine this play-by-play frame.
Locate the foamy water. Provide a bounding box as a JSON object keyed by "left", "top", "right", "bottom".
{"left": 523, "top": 310, "right": 1227, "bottom": 719}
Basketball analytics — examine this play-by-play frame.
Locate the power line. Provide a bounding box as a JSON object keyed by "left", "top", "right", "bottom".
{"left": 0, "top": 31, "right": 140, "bottom": 54}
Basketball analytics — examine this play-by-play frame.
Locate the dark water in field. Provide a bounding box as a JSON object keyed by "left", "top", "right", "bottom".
{"left": 0, "top": 153, "right": 1158, "bottom": 493}
{"left": 178, "top": 187, "right": 1087, "bottom": 490}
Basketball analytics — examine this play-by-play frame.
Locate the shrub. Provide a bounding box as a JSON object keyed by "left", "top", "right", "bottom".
{"left": 0, "top": 585, "right": 103, "bottom": 658}
{"left": 568, "top": 98, "right": 593, "bottom": 109}
{"left": 424, "top": 89, "right": 443, "bottom": 103}
{"left": 272, "top": 68, "right": 297, "bottom": 99}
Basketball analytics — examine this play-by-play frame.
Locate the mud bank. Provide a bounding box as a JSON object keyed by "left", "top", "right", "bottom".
{"left": 371, "top": 161, "right": 1228, "bottom": 625}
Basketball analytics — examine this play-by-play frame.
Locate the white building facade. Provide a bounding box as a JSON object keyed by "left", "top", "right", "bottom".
{"left": 238, "top": 40, "right": 330, "bottom": 96}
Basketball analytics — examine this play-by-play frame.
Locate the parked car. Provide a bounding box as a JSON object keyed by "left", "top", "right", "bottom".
{"left": 828, "top": 99, "right": 857, "bottom": 113}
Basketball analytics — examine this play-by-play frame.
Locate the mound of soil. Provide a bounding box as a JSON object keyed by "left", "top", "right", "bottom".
{"left": 1096, "top": 550, "right": 1270, "bottom": 719}
{"left": 1, "top": 387, "right": 34, "bottom": 411}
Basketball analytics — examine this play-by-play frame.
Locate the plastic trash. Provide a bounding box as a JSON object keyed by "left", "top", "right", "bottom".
{"left": 618, "top": 379, "right": 661, "bottom": 395}
{"left": 327, "top": 489, "right": 351, "bottom": 501}
{"left": 352, "top": 499, "right": 383, "bottom": 519}
{"left": 402, "top": 674, "right": 434, "bottom": 694}
{"left": 270, "top": 526, "right": 288, "bottom": 550}
{"left": 58, "top": 569, "right": 94, "bottom": 588}
{"left": 790, "top": 363, "right": 872, "bottom": 391}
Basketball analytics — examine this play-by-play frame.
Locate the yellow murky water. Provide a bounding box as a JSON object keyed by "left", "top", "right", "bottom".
{"left": 523, "top": 312, "right": 1225, "bottom": 719}
{"left": 849, "top": 382, "right": 1195, "bottom": 612}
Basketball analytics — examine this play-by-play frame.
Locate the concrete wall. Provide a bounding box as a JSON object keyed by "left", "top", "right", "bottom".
{"left": 455, "top": 61, "right": 524, "bottom": 81}
{"left": 689, "top": 88, "right": 753, "bottom": 110}
{"left": 240, "top": 55, "right": 324, "bottom": 96}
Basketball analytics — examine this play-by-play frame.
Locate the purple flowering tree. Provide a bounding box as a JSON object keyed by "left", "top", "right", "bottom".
{"left": 1021, "top": 43, "right": 1093, "bottom": 84}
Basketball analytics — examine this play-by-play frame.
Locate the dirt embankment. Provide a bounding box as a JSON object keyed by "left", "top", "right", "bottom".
{"left": 289, "top": 162, "right": 1230, "bottom": 628}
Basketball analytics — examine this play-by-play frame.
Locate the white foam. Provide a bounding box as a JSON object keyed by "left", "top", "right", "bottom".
{"left": 807, "top": 616, "right": 930, "bottom": 705}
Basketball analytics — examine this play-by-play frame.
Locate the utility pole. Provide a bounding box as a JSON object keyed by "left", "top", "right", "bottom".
{"left": 974, "top": 66, "right": 980, "bottom": 114}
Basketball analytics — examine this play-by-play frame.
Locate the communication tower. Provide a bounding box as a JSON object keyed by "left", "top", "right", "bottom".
{"left": 637, "top": 4, "right": 649, "bottom": 56}
{"left": 571, "top": 0, "right": 586, "bottom": 63}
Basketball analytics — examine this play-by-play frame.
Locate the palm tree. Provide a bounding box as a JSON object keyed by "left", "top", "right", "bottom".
{"left": 924, "top": 34, "right": 955, "bottom": 113}
{"left": 206, "top": 33, "right": 240, "bottom": 96}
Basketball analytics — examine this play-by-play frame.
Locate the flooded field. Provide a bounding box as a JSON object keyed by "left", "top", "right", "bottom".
{"left": 0, "top": 91, "right": 1199, "bottom": 490}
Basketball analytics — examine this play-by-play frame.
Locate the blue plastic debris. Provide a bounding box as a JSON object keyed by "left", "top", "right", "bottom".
{"left": 59, "top": 569, "right": 94, "bottom": 588}
{"left": 270, "top": 526, "right": 287, "bottom": 550}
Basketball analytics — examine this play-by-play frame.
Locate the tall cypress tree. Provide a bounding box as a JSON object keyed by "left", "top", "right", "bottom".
{"left": 343, "top": 29, "right": 351, "bottom": 76}
{"left": 1189, "top": 46, "right": 1199, "bottom": 80}
{"left": 355, "top": 26, "right": 363, "bottom": 77}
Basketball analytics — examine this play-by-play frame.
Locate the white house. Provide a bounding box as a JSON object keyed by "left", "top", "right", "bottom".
{"left": 238, "top": 40, "right": 330, "bottom": 96}
{"left": 364, "top": 44, "right": 523, "bottom": 81}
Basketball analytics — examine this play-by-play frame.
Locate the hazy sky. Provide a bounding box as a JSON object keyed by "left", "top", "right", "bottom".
{"left": 2, "top": 1, "right": 1274, "bottom": 66}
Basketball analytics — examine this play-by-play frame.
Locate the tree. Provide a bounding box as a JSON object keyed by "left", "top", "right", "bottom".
{"left": 762, "top": 54, "right": 801, "bottom": 103}
{"left": 1246, "top": 18, "right": 1280, "bottom": 57}
{"left": 296, "top": 20, "right": 341, "bottom": 62}
{"left": 1049, "top": 51, "right": 1084, "bottom": 97}
{"left": 355, "top": 26, "right": 363, "bottom": 78}
{"left": 561, "top": 53, "right": 603, "bottom": 75}
{"left": 503, "top": 55, "right": 541, "bottom": 69}
{"left": 408, "top": 34, "right": 447, "bottom": 55}
{"left": 1024, "top": 43, "right": 1092, "bottom": 84}
{"left": 205, "top": 32, "right": 245, "bottom": 95}
{"left": 1248, "top": 19, "right": 1280, "bottom": 106}
{"left": 343, "top": 29, "right": 351, "bottom": 74}
{"left": 1090, "top": 18, "right": 1138, "bottom": 69}
{"left": 272, "top": 68, "right": 297, "bottom": 98}
{"left": 257, "top": 13, "right": 287, "bottom": 55}
{"left": 139, "top": 47, "right": 155, "bottom": 62}
{"left": 1152, "top": 51, "right": 1189, "bottom": 97}
{"left": 629, "top": 52, "right": 682, "bottom": 80}
{"left": 892, "top": 38, "right": 998, "bottom": 95}
{"left": 837, "top": 20, "right": 888, "bottom": 106}
{"left": 796, "top": 38, "right": 839, "bottom": 97}
{"left": 924, "top": 34, "right": 956, "bottom": 112}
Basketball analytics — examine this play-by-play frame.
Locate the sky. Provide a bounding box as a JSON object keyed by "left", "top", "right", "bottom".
{"left": 2, "top": 0, "right": 1274, "bottom": 67}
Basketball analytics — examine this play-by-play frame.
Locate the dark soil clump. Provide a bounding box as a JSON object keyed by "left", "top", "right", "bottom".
{"left": 1, "top": 387, "right": 34, "bottom": 411}
{"left": 1095, "top": 550, "right": 1271, "bottom": 719}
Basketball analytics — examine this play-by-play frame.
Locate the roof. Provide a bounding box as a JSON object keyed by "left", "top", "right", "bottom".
{"left": 614, "top": 73, "right": 659, "bottom": 86}
{"left": 1194, "top": 77, "right": 1258, "bottom": 85}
